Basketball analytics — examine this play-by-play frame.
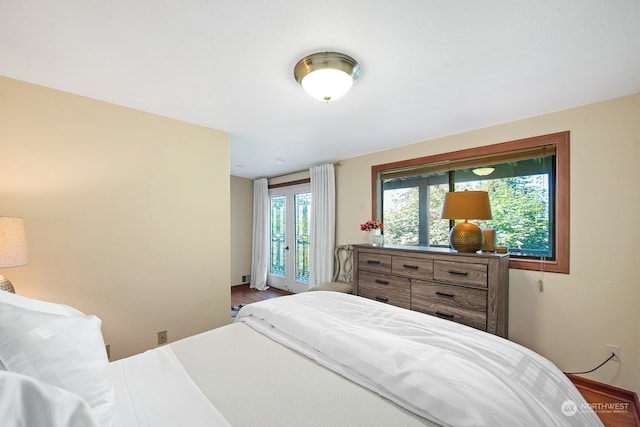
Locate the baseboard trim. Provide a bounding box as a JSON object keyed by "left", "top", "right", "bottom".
{"left": 567, "top": 374, "right": 640, "bottom": 425}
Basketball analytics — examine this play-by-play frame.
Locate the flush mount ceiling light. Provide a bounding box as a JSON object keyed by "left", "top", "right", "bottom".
{"left": 294, "top": 52, "right": 360, "bottom": 102}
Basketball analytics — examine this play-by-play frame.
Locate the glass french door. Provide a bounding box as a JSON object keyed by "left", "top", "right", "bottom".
{"left": 267, "top": 183, "right": 311, "bottom": 293}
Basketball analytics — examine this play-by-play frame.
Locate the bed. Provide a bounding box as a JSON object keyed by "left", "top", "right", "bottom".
{"left": 0, "top": 290, "right": 602, "bottom": 426}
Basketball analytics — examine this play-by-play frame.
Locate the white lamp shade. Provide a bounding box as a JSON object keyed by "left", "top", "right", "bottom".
{"left": 0, "top": 217, "right": 29, "bottom": 268}
{"left": 301, "top": 68, "right": 354, "bottom": 102}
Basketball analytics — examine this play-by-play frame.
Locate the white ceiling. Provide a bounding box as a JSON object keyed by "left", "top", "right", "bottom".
{"left": 2, "top": 1, "right": 639, "bottom": 179}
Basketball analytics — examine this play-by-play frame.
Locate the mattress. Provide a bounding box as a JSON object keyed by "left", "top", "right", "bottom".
{"left": 110, "top": 341, "right": 230, "bottom": 427}
{"left": 110, "top": 291, "right": 602, "bottom": 427}
{"left": 111, "top": 322, "right": 432, "bottom": 427}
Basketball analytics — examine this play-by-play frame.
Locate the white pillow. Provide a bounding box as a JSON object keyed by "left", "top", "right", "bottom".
{"left": 0, "top": 370, "right": 100, "bottom": 427}
{"left": 0, "top": 290, "right": 83, "bottom": 316}
{"left": 0, "top": 293, "right": 115, "bottom": 426}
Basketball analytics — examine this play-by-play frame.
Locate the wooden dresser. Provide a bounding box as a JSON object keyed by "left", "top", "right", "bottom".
{"left": 353, "top": 244, "right": 509, "bottom": 337}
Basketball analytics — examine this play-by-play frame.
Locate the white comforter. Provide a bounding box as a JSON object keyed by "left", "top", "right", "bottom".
{"left": 236, "top": 291, "right": 602, "bottom": 427}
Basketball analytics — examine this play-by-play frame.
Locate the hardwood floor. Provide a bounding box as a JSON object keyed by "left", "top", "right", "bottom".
{"left": 568, "top": 374, "right": 640, "bottom": 427}
{"left": 229, "top": 285, "right": 639, "bottom": 426}
{"left": 231, "top": 283, "right": 292, "bottom": 307}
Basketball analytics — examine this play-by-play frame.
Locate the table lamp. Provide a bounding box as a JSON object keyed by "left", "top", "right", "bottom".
{"left": 0, "top": 217, "right": 29, "bottom": 293}
{"left": 441, "top": 191, "right": 492, "bottom": 253}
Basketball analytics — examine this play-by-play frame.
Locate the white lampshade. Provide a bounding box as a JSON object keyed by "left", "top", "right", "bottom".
{"left": 0, "top": 217, "right": 28, "bottom": 268}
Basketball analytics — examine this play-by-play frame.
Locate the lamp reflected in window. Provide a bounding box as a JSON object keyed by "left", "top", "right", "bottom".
{"left": 472, "top": 167, "right": 495, "bottom": 176}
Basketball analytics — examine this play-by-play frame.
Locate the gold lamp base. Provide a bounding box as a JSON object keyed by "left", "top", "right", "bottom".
{"left": 0, "top": 274, "right": 16, "bottom": 293}
{"left": 449, "top": 221, "right": 483, "bottom": 253}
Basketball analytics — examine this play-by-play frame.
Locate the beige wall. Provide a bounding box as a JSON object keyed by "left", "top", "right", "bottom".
{"left": 0, "top": 77, "right": 231, "bottom": 360}
{"left": 230, "top": 175, "right": 253, "bottom": 285}
{"left": 336, "top": 93, "right": 640, "bottom": 392}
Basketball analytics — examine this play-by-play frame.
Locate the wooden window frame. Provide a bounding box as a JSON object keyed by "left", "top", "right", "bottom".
{"left": 371, "top": 131, "right": 570, "bottom": 274}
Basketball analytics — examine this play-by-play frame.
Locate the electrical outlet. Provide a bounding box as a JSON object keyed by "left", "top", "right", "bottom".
{"left": 105, "top": 344, "right": 110, "bottom": 360}
{"left": 157, "top": 330, "right": 168, "bottom": 345}
{"left": 606, "top": 344, "right": 620, "bottom": 362}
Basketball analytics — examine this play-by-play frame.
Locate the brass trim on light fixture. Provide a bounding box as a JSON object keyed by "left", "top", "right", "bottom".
{"left": 294, "top": 52, "right": 360, "bottom": 102}
{"left": 294, "top": 52, "right": 360, "bottom": 84}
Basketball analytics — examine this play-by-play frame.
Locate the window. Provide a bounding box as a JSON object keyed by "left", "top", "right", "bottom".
{"left": 372, "top": 132, "right": 569, "bottom": 273}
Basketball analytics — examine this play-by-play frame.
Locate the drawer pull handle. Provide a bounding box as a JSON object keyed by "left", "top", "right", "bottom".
{"left": 436, "top": 311, "right": 454, "bottom": 319}
{"left": 403, "top": 264, "right": 419, "bottom": 270}
{"left": 374, "top": 279, "right": 389, "bottom": 285}
{"left": 447, "top": 270, "right": 469, "bottom": 276}
{"left": 375, "top": 296, "right": 389, "bottom": 303}
{"left": 367, "top": 260, "right": 381, "bottom": 265}
{"left": 436, "top": 291, "right": 455, "bottom": 298}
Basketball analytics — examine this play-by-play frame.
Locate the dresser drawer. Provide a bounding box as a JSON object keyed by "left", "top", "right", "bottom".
{"left": 433, "top": 260, "right": 487, "bottom": 288}
{"left": 353, "top": 245, "right": 509, "bottom": 337}
{"left": 359, "top": 285, "right": 411, "bottom": 309}
{"left": 391, "top": 256, "right": 433, "bottom": 279}
{"left": 411, "top": 281, "right": 487, "bottom": 330}
{"left": 358, "top": 252, "right": 392, "bottom": 273}
{"left": 358, "top": 271, "right": 410, "bottom": 309}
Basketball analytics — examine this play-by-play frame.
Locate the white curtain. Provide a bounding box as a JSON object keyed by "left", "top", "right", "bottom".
{"left": 250, "top": 178, "right": 270, "bottom": 290}
{"left": 309, "top": 163, "right": 335, "bottom": 287}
